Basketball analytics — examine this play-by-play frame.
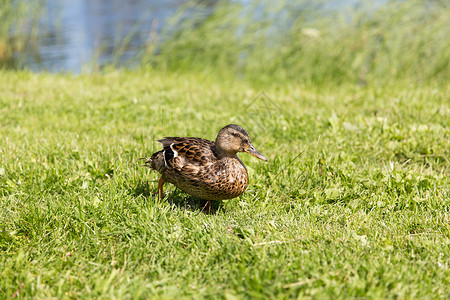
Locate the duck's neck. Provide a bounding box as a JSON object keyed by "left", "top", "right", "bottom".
{"left": 215, "top": 147, "right": 248, "bottom": 176}
{"left": 215, "top": 147, "right": 239, "bottom": 160}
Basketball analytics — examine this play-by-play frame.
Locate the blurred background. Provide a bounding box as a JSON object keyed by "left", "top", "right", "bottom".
{"left": 1, "top": 0, "right": 449, "bottom": 84}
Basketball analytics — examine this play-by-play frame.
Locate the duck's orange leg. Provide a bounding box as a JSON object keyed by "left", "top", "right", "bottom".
{"left": 158, "top": 178, "right": 164, "bottom": 200}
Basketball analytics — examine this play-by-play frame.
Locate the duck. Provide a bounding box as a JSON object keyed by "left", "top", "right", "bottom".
{"left": 141, "top": 124, "right": 267, "bottom": 211}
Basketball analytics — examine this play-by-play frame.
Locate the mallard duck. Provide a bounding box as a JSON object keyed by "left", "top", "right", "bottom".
{"left": 141, "top": 124, "right": 267, "bottom": 211}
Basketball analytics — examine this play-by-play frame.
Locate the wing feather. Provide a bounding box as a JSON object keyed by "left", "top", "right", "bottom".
{"left": 157, "top": 137, "right": 217, "bottom": 166}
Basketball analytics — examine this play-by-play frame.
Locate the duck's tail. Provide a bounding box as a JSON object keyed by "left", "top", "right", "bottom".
{"left": 139, "top": 150, "right": 165, "bottom": 173}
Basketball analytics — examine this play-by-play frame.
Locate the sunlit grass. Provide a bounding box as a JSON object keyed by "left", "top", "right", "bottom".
{"left": 0, "top": 0, "right": 449, "bottom": 298}
{"left": 0, "top": 70, "right": 449, "bottom": 298}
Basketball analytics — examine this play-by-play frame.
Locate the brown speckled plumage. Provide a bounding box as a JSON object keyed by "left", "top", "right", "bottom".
{"left": 141, "top": 124, "right": 267, "bottom": 206}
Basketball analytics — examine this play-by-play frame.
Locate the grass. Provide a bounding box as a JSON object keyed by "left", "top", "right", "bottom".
{"left": 1, "top": 0, "right": 449, "bottom": 298}
{"left": 0, "top": 69, "right": 449, "bottom": 298}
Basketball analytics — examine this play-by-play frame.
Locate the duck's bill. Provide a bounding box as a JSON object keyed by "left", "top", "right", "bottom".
{"left": 245, "top": 145, "right": 268, "bottom": 161}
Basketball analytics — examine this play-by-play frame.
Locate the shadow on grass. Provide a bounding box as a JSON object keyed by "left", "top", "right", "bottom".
{"left": 165, "top": 190, "right": 224, "bottom": 214}
{"left": 132, "top": 179, "right": 153, "bottom": 198}
{"left": 132, "top": 181, "right": 224, "bottom": 214}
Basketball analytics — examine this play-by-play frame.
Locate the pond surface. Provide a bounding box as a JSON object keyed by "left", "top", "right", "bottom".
{"left": 19, "top": 0, "right": 366, "bottom": 73}
{"left": 21, "top": 0, "right": 196, "bottom": 73}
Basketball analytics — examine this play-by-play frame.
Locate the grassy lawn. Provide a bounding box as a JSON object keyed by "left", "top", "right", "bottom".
{"left": 0, "top": 69, "right": 449, "bottom": 298}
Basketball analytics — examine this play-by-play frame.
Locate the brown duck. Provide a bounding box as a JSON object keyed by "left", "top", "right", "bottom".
{"left": 141, "top": 124, "right": 267, "bottom": 211}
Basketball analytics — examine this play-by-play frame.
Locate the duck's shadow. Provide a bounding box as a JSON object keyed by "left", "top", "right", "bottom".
{"left": 132, "top": 181, "right": 223, "bottom": 214}
{"left": 166, "top": 190, "right": 223, "bottom": 214}
{"left": 132, "top": 180, "right": 152, "bottom": 198}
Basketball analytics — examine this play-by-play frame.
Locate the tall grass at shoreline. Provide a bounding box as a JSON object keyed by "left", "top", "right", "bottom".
{"left": 2, "top": 0, "right": 449, "bottom": 87}
{"left": 145, "top": 0, "right": 450, "bottom": 86}
{"left": 0, "top": 0, "right": 42, "bottom": 68}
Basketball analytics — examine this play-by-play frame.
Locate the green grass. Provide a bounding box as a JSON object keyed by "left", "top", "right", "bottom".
{"left": 0, "top": 1, "right": 449, "bottom": 298}
{"left": 0, "top": 69, "right": 449, "bottom": 298}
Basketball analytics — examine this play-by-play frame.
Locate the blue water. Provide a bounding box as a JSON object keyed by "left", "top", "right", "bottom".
{"left": 19, "top": 0, "right": 378, "bottom": 73}
{"left": 21, "top": 0, "right": 191, "bottom": 73}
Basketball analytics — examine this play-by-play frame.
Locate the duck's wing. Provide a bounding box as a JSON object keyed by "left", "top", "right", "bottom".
{"left": 157, "top": 137, "right": 217, "bottom": 170}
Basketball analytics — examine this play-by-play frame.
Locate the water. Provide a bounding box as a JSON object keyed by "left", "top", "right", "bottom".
{"left": 21, "top": 0, "right": 194, "bottom": 73}
{"left": 19, "top": 0, "right": 373, "bottom": 73}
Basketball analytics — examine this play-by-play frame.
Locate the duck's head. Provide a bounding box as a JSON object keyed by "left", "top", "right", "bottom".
{"left": 215, "top": 124, "right": 267, "bottom": 161}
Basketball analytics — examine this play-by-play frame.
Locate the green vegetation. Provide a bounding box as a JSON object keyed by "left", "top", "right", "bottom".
{"left": 1, "top": 0, "right": 449, "bottom": 298}
{"left": 149, "top": 0, "right": 450, "bottom": 86}
{"left": 0, "top": 0, "right": 41, "bottom": 68}
{"left": 0, "top": 70, "right": 448, "bottom": 298}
